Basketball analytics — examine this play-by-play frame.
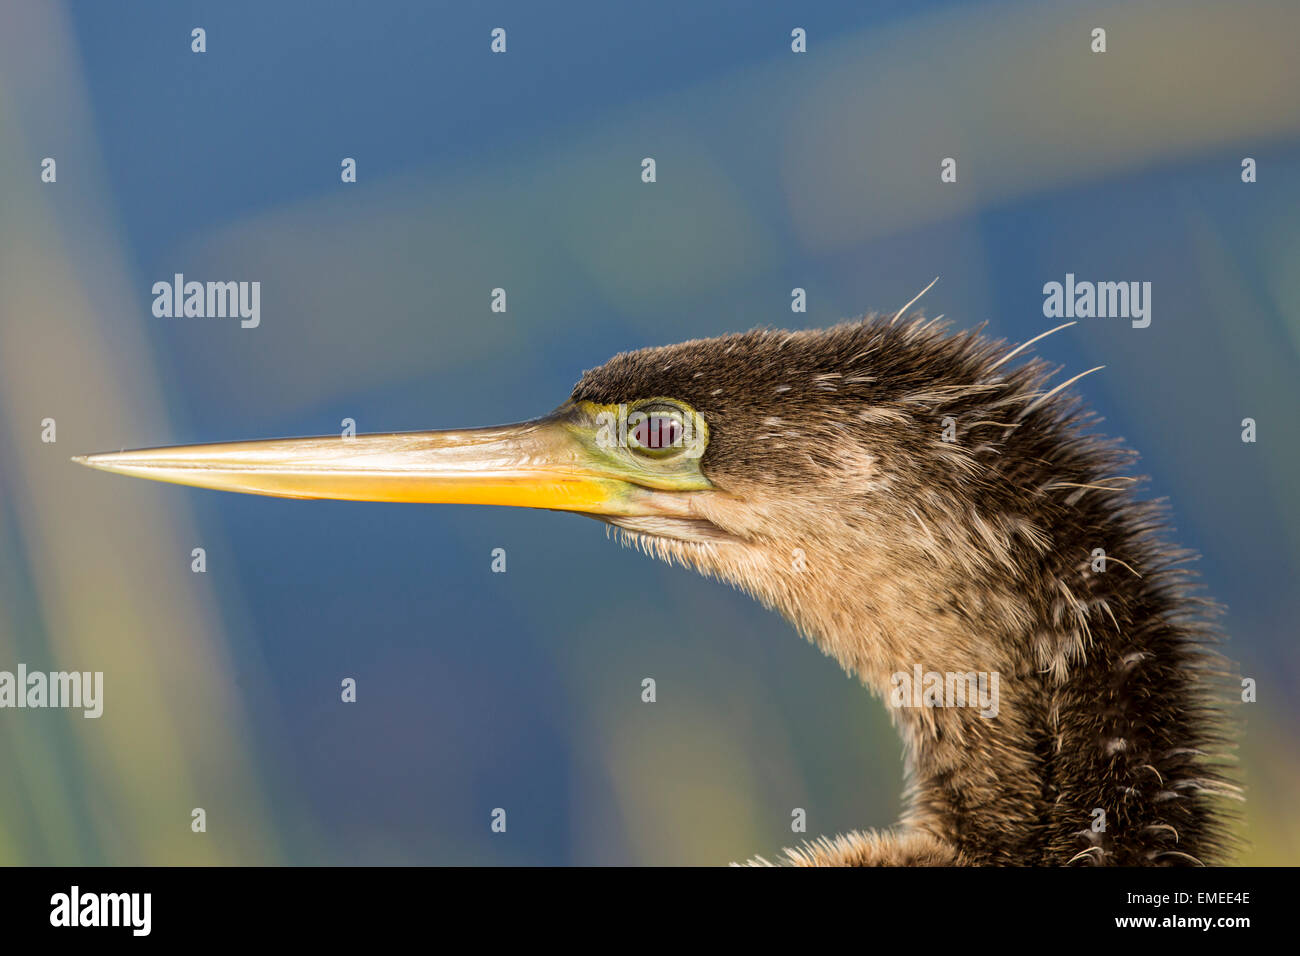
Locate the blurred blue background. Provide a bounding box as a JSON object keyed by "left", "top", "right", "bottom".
{"left": 1, "top": 0, "right": 1297, "bottom": 864}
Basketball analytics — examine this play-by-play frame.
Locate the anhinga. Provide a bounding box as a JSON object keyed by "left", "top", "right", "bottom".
{"left": 76, "top": 314, "right": 1239, "bottom": 866}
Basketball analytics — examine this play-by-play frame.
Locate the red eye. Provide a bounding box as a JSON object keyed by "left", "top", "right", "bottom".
{"left": 631, "top": 413, "right": 683, "bottom": 451}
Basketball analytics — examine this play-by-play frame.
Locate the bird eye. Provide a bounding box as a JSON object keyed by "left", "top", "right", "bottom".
{"left": 627, "top": 404, "right": 690, "bottom": 456}
{"left": 629, "top": 410, "right": 682, "bottom": 451}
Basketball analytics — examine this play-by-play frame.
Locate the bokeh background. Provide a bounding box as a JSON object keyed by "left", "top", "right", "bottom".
{"left": 2, "top": 0, "right": 1298, "bottom": 865}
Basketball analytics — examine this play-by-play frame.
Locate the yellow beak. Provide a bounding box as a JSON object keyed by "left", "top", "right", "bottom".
{"left": 73, "top": 406, "right": 711, "bottom": 519}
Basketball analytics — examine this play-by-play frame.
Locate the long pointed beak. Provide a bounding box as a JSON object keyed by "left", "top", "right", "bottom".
{"left": 73, "top": 409, "right": 711, "bottom": 519}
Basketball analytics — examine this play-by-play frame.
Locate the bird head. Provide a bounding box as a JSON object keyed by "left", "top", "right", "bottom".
{"left": 567, "top": 319, "right": 1070, "bottom": 678}
{"left": 76, "top": 317, "right": 1077, "bottom": 680}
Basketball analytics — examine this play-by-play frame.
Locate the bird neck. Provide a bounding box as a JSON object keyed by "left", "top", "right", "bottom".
{"left": 758, "top": 512, "right": 1234, "bottom": 865}
{"left": 806, "top": 562, "right": 1052, "bottom": 863}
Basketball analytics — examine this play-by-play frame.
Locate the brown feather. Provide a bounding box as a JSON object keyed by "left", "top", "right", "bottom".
{"left": 573, "top": 315, "right": 1241, "bottom": 866}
